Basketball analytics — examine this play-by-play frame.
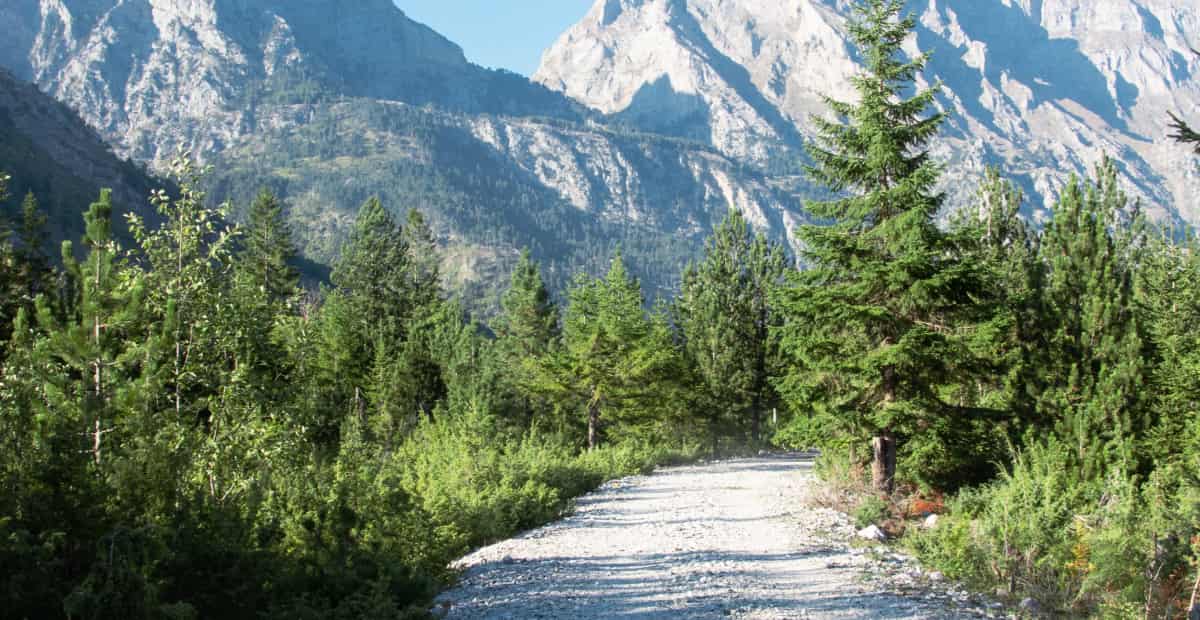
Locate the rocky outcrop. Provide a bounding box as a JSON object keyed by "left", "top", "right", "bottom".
{"left": 536, "top": 0, "right": 1200, "bottom": 222}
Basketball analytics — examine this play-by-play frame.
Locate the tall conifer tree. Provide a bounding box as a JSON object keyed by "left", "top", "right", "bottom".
{"left": 1030, "top": 160, "right": 1147, "bottom": 478}
{"left": 493, "top": 249, "right": 561, "bottom": 429}
{"left": 775, "top": 0, "right": 982, "bottom": 493}
{"left": 240, "top": 188, "right": 298, "bottom": 304}
{"left": 496, "top": 249, "right": 559, "bottom": 357}
{"left": 36, "top": 189, "right": 144, "bottom": 466}
{"left": 534, "top": 253, "right": 674, "bottom": 449}
{"left": 676, "top": 211, "right": 785, "bottom": 448}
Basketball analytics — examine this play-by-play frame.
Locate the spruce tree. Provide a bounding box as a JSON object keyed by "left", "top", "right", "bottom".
{"left": 240, "top": 188, "right": 298, "bottom": 304}
{"left": 774, "top": 0, "right": 982, "bottom": 493}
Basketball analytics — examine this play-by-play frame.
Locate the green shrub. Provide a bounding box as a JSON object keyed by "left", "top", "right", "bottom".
{"left": 908, "top": 438, "right": 1200, "bottom": 616}
{"left": 853, "top": 496, "right": 889, "bottom": 529}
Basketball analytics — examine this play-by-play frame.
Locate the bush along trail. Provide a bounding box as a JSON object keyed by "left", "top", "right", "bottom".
{"left": 434, "top": 454, "right": 1002, "bottom": 619}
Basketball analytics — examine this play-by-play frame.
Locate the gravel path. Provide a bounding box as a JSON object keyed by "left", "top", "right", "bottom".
{"left": 435, "top": 454, "right": 999, "bottom": 619}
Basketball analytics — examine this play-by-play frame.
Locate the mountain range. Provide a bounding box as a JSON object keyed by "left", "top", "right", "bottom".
{"left": 536, "top": 0, "right": 1200, "bottom": 223}
{"left": 1, "top": 0, "right": 1197, "bottom": 303}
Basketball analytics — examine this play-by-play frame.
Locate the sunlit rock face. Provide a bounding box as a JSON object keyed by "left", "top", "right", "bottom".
{"left": 2, "top": 0, "right": 569, "bottom": 166}
{"left": 537, "top": 0, "right": 1200, "bottom": 222}
{"left": 5, "top": 0, "right": 474, "bottom": 164}
{"left": 0, "top": 0, "right": 811, "bottom": 299}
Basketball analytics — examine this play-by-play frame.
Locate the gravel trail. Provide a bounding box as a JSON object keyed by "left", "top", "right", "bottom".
{"left": 435, "top": 454, "right": 993, "bottom": 619}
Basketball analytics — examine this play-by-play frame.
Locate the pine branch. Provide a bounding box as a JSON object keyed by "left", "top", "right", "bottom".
{"left": 1169, "top": 112, "right": 1200, "bottom": 154}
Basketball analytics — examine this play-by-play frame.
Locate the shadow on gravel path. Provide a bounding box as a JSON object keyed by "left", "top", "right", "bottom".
{"left": 435, "top": 455, "right": 978, "bottom": 619}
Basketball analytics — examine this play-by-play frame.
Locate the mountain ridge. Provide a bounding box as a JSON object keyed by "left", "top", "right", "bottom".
{"left": 535, "top": 0, "right": 1200, "bottom": 223}
{"left": 0, "top": 0, "right": 808, "bottom": 307}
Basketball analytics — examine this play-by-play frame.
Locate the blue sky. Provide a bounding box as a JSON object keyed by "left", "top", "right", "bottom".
{"left": 394, "top": 1, "right": 595, "bottom": 76}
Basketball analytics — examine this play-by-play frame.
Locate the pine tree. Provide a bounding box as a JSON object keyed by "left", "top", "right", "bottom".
{"left": 533, "top": 252, "right": 675, "bottom": 449}
{"left": 36, "top": 188, "right": 144, "bottom": 466}
{"left": 774, "top": 0, "right": 983, "bottom": 493}
{"left": 239, "top": 188, "right": 298, "bottom": 304}
{"left": 676, "top": 211, "right": 785, "bottom": 449}
{"left": 1169, "top": 48, "right": 1200, "bottom": 153}
{"left": 1031, "top": 159, "right": 1147, "bottom": 478}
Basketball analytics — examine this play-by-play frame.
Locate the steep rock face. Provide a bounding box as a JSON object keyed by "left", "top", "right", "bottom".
{"left": 536, "top": 0, "right": 1200, "bottom": 221}
{"left": 4, "top": 0, "right": 582, "bottom": 166}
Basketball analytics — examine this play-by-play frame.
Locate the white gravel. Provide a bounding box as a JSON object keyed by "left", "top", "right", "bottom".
{"left": 435, "top": 454, "right": 1003, "bottom": 619}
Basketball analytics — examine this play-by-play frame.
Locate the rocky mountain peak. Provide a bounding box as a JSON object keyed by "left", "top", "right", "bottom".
{"left": 537, "top": 0, "right": 1200, "bottom": 222}
{"left": 3, "top": 0, "right": 580, "bottom": 166}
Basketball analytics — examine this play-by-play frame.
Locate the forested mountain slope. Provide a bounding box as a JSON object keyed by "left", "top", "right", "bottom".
{"left": 536, "top": 0, "right": 1200, "bottom": 222}
{"left": 0, "top": 68, "right": 158, "bottom": 245}
{"left": 0, "top": 0, "right": 806, "bottom": 303}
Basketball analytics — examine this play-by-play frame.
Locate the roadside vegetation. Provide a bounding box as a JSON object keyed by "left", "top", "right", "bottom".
{"left": 776, "top": 2, "right": 1200, "bottom": 617}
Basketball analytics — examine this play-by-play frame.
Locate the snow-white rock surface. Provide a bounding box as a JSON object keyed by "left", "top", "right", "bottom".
{"left": 536, "top": 0, "right": 1200, "bottom": 222}
{"left": 436, "top": 455, "right": 995, "bottom": 619}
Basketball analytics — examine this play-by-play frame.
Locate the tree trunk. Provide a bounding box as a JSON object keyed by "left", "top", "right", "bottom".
{"left": 93, "top": 417, "right": 102, "bottom": 466}
{"left": 587, "top": 388, "right": 601, "bottom": 451}
{"left": 872, "top": 363, "right": 899, "bottom": 494}
{"left": 750, "top": 308, "right": 769, "bottom": 445}
{"left": 750, "top": 390, "right": 762, "bottom": 447}
{"left": 871, "top": 431, "right": 897, "bottom": 495}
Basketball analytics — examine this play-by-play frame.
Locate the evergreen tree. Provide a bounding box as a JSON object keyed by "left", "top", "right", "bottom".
{"left": 331, "top": 196, "right": 413, "bottom": 341}
{"left": 239, "top": 188, "right": 298, "bottom": 304}
{"left": 774, "top": 0, "right": 984, "bottom": 493}
{"left": 15, "top": 192, "right": 51, "bottom": 300}
{"left": 403, "top": 208, "right": 440, "bottom": 312}
{"left": 1139, "top": 227, "right": 1200, "bottom": 465}
{"left": 35, "top": 188, "right": 144, "bottom": 466}
{"left": 494, "top": 249, "right": 561, "bottom": 429}
{"left": 676, "top": 211, "right": 785, "bottom": 449}
{"left": 0, "top": 173, "right": 17, "bottom": 353}
{"left": 533, "top": 252, "right": 675, "bottom": 449}
{"left": 1030, "top": 159, "right": 1147, "bottom": 478}
{"left": 496, "top": 249, "right": 559, "bottom": 357}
